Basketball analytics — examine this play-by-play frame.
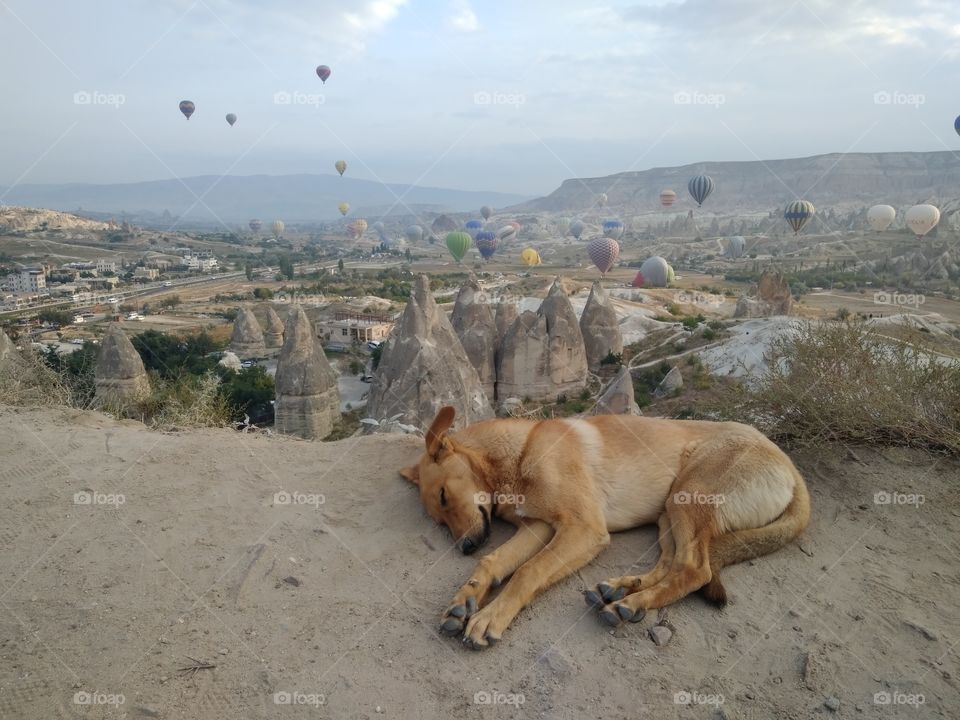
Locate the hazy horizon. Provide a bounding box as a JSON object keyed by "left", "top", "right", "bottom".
{"left": 3, "top": 0, "right": 960, "bottom": 197}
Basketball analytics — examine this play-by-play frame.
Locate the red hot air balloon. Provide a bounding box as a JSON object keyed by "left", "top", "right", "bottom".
{"left": 179, "top": 100, "right": 195, "bottom": 120}
{"left": 587, "top": 237, "right": 620, "bottom": 275}
{"left": 316, "top": 65, "right": 331, "bottom": 83}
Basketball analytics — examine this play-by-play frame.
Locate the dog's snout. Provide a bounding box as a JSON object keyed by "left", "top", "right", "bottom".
{"left": 460, "top": 537, "right": 478, "bottom": 555}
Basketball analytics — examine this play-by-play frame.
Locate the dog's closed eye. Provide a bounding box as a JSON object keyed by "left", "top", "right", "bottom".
{"left": 440, "top": 487, "right": 447, "bottom": 507}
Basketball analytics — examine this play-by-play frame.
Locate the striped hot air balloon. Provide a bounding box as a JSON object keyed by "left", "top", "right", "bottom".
{"left": 637, "top": 256, "right": 670, "bottom": 287}
{"left": 587, "top": 237, "right": 620, "bottom": 275}
{"left": 569, "top": 219, "right": 586, "bottom": 240}
{"left": 445, "top": 231, "right": 472, "bottom": 262}
{"left": 602, "top": 219, "right": 624, "bottom": 240}
{"left": 179, "top": 100, "right": 195, "bottom": 120}
{"left": 659, "top": 189, "right": 677, "bottom": 207}
{"left": 475, "top": 230, "right": 498, "bottom": 259}
{"left": 784, "top": 200, "right": 815, "bottom": 235}
{"left": 316, "top": 65, "right": 331, "bottom": 83}
{"left": 687, "top": 174, "right": 715, "bottom": 207}
{"left": 465, "top": 219, "right": 483, "bottom": 238}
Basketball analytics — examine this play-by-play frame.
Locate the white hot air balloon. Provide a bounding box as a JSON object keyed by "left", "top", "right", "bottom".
{"left": 905, "top": 204, "right": 940, "bottom": 239}
{"left": 867, "top": 204, "right": 896, "bottom": 232}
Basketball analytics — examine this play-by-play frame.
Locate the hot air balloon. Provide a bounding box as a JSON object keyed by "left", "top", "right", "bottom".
{"left": 867, "top": 204, "right": 896, "bottom": 232}
{"left": 688, "top": 174, "right": 715, "bottom": 207}
{"left": 335, "top": 160, "right": 347, "bottom": 176}
{"left": 405, "top": 224, "right": 423, "bottom": 243}
{"left": 348, "top": 219, "right": 368, "bottom": 239}
{"left": 445, "top": 231, "right": 472, "bottom": 262}
{"left": 596, "top": 193, "right": 608, "bottom": 208}
{"left": 431, "top": 215, "right": 457, "bottom": 234}
{"left": 587, "top": 237, "right": 620, "bottom": 275}
{"left": 316, "top": 65, "right": 331, "bottom": 83}
{"left": 475, "top": 230, "right": 498, "bottom": 259}
{"left": 635, "top": 256, "right": 670, "bottom": 287}
{"left": 520, "top": 248, "right": 541, "bottom": 266}
{"left": 465, "top": 219, "right": 483, "bottom": 238}
{"left": 784, "top": 200, "right": 815, "bottom": 235}
{"left": 249, "top": 219, "right": 262, "bottom": 234}
{"left": 725, "top": 236, "right": 745, "bottom": 259}
{"left": 480, "top": 205, "right": 493, "bottom": 220}
{"left": 508, "top": 221, "right": 521, "bottom": 233}
{"left": 569, "top": 219, "right": 586, "bottom": 240}
{"left": 955, "top": 115, "right": 960, "bottom": 137}
{"left": 603, "top": 219, "right": 624, "bottom": 240}
{"left": 338, "top": 202, "right": 350, "bottom": 217}
{"left": 271, "top": 220, "right": 285, "bottom": 239}
{"left": 179, "top": 100, "right": 195, "bottom": 120}
{"left": 660, "top": 189, "right": 677, "bottom": 208}
{"left": 225, "top": 113, "right": 237, "bottom": 126}
{"left": 905, "top": 204, "right": 940, "bottom": 239}
{"left": 496, "top": 224, "right": 517, "bottom": 243}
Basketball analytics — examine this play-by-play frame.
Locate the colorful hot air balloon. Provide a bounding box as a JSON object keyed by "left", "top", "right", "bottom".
{"left": 569, "top": 219, "right": 586, "bottom": 240}
{"left": 725, "top": 236, "right": 745, "bottom": 259}
{"left": 520, "top": 248, "right": 541, "bottom": 266}
{"left": 596, "top": 193, "right": 608, "bottom": 208}
{"left": 249, "top": 219, "right": 262, "bottom": 234}
{"left": 905, "top": 204, "right": 940, "bottom": 239}
{"left": 445, "top": 231, "right": 472, "bottom": 262}
{"left": 784, "top": 200, "right": 815, "bottom": 235}
{"left": 480, "top": 205, "right": 493, "bottom": 220}
{"left": 338, "top": 202, "right": 350, "bottom": 216}
{"left": 955, "top": 115, "right": 960, "bottom": 137}
{"left": 496, "top": 224, "right": 517, "bottom": 242}
{"left": 465, "top": 219, "right": 483, "bottom": 238}
{"left": 335, "top": 160, "right": 347, "bottom": 176}
{"left": 636, "top": 256, "right": 670, "bottom": 287}
{"left": 179, "top": 100, "right": 195, "bottom": 120}
{"left": 475, "top": 230, "right": 498, "bottom": 259}
{"left": 867, "top": 204, "right": 896, "bottom": 232}
{"left": 271, "top": 220, "right": 284, "bottom": 239}
{"left": 603, "top": 219, "right": 624, "bottom": 240}
{"left": 660, "top": 189, "right": 677, "bottom": 208}
{"left": 405, "top": 224, "right": 423, "bottom": 243}
{"left": 348, "top": 219, "right": 368, "bottom": 239}
{"left": 587, "top": 237, "right": 620, "bottom": 275}
{"left": 372, "top": 220, "right": 386, "bottom": 236}
{"left": 225, "top": 113, "right": 237, "bottom": 126}
{"left": 316, "top": 65, "right": 331, "bottom": 83}
{"left": 688, "top": 174, "right": 715, "bottom": 207}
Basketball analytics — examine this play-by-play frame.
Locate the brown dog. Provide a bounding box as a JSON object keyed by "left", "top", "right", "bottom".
{"left": 400, "top": 406, "right": 810, "bottom": 649}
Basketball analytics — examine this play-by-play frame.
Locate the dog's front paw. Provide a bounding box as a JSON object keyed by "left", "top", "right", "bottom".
{"left": 439, "top": 594, "right": 478, "bottom": 636}
{"left": 462, "top": 604, "right": 508, "bottom": 650}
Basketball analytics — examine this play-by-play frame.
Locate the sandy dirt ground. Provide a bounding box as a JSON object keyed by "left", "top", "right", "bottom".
{"left": 0, "top": 406, "right": 957, "bottom": 719}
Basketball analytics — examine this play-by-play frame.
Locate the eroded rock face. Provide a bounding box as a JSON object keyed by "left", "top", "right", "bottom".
{"left": 449, "top": 277, "right": 497, "bottom": 399}
{"left": 655, "top": 366, "right": 683, "bottom": 397}
{"left": 231, "top": 308, "right": 266, "bottom": 357}
{"left": 594, "top": 366, "right": 641, "bottom": 416}
{"left": 262, "top": 305, "right": 285, "bottom": 349}
{"left": 734, "top": 270, "right": 793, "bottom": 318}
{"left": 497, "top": 279, "right": 587, "bottom": 402}
{"left": 366, "top": 274, "right": 492, "bottom": 431}
{"left": 274, "top": 307, "right": 340, "bottom": 440}
{"left": 579, "top": 282, "right": 623, "bottom": 371}
{"left": 94, "top": 324, "right": 150, "bottom": 408}
{"left": 0, "top": 331, "right": 17, "bottom": 366}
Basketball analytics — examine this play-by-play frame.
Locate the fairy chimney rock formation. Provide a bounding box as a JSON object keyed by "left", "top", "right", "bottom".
{"left": 367, "top": 274, "right": 492, "bottom": 431}
{"left": 579, "top": 281, "right": 623, "bottom": 371}
{"left": 497, "top": 278, "right": 588, "bottom": 402}
{"left": 449, "top": 277, "right": 497, "bottom": 399}
{"left": 262, "top": 305, "right": 285, "bottom": 348}
{"left": 734, "top": 270, "right": 793, "bottom": 318}
{"left": 0, "top": 330, "right": 18, "bottom": 366}
{"left": 94, "top": 324, "right": 150, "bottom": 408}
{"left": 594, "top": 366, "right": 641, "bottom": 416}
{"left": 230, "top": 308, "right": 266, "bottom": 357}
{"left": 274, "top": 307, "right": 341, "bottom": 439}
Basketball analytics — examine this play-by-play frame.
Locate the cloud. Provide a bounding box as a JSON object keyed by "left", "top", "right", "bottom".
{"left": 446, "top": 0, "right": 479, "bottom": 32}
{"left": 343, "top": 0, "right": 408, "bottom": 33}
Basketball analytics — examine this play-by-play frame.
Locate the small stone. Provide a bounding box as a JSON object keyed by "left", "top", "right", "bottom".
{"left": 282, "top": 576, "right": 302, "bottom": 587}
{"left": 218, "top": 648, "right": 228, "bottom": 655}
{"left": 825, "top": 696, "right": 840, "bottom": 711}
{"left": 648, "top": 625, "right": 673, "bottom": 647}
{"left": 857, "top": 503, "right": 869, "bottom": 510}
{"left": 159, "top": 676, "right": 169, "bottom": 684}
{"left": 904, "top": 620, "right": 938, "bottom": 641}
{"left": 727, "top": 629, "right": 738, "bottom": 639}
{"left": 376, "top": 706, "right": 383, "bottom": 713}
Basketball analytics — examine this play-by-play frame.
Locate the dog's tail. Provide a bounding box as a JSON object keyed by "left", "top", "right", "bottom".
{"left": 701, "top": 472, "right": 811, "bottom": 606}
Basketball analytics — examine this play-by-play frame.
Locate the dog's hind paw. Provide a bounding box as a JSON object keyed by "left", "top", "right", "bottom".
{"left": 598, "top": 602, "right": 646, "bottom": 627}
{"left": 439, "top": 596, "right": 477, "bottom": 636}
{"left": 598, "top": 582, "right": 627, "bottom": 602}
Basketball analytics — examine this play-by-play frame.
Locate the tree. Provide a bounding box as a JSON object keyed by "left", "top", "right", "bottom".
{"left": 337, "top": 258, "right": 345, "bottom": 273}
{"left": 253, "top": 287, "right": 274, "bottom": 300}
{"left": 244, "top": 262, "right": 254, "bottom": 281}
{"left": 220, "top": 365, "right": 274, "bottom": 423}
{"left": 38, "top": 309, "right": 73, "bottom": 327}
{"left": 278, "top": 255, "right": 294, "bottom": 280}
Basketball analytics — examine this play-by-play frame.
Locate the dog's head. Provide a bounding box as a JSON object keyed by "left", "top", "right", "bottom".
{"left": 399, "top": 406, "right": 492, "bottom": 555}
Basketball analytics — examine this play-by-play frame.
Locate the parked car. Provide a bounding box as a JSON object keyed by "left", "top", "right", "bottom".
{"left": 162, "top": 281, "right": 173, "bottom": 287}
{"left": 367, "top": 340, "right": 383, "bottom": 350}
{"left": 72, "top": 315, "right": 84, "bottom": 324}
{"left": 360, "top": 374, "right": 374, "bottom": 383}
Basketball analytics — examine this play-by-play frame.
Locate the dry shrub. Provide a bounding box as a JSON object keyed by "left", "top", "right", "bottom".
{"left": 138, "top": 372, "right": 233, "bottom": 430}
{"left": 707, "top": 319, "right": 960, "bottom": 453}
{"left": 0, "top": 350, "right": 72, "bottom": 407}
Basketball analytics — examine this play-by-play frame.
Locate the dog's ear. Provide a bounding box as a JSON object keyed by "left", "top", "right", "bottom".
{"left": 426, "top": 406, "right": 456, "bottom": 459}
{"left": 399, "top": 464, "right": 420, "bottom": 485}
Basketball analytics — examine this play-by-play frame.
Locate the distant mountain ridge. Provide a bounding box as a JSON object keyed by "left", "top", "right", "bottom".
{"left": 516, "top": 151, "right": 960, "bottom": 214}
{"left": 0, "top": 174, "right": 529, "bottom": 226}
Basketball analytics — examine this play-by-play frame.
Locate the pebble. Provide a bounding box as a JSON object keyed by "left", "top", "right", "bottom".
{"left": 219, "top": 648, "right": 228, "bottom": 655}
{"left": 825, "top": 696, "right": 840, "bottom": 711}
{"left": 648, "top": 625, "right": 673, "bottom": 647}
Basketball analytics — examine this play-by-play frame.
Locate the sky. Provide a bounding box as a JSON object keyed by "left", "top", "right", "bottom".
{"left": 2, "top": 0, "right": 960, "bottom": 197}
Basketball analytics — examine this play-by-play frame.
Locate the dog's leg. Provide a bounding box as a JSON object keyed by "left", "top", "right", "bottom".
{"left": 462, "top": 522, "right": 609, "bottom": 648}
{"left": 587, "top": 512, "right": 676, "bottom": 608}
{"left": 598, "top": 502, "right": 713, "bottom": 626}
{"left": 439, "top": 520, "right": 554, "bottom": 636}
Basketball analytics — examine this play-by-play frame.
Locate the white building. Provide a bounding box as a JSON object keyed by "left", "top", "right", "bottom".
{"left": 96, "top": 258, "right": 118, "bottom": 274}
{"left": 13, "top": 269, "right": 46, "bottom": 293}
